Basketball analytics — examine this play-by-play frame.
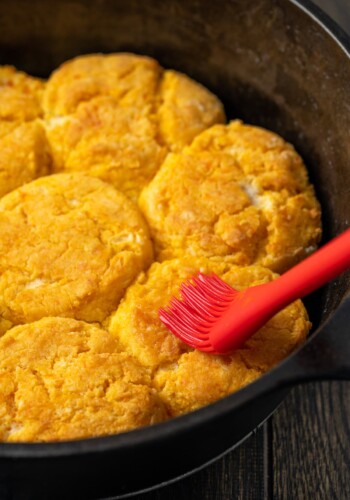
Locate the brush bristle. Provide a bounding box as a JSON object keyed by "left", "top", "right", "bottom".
{"left": 159, "top": 272, "right": 236, "bottom": 351}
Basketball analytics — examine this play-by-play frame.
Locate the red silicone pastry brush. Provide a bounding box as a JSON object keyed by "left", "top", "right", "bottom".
{"left": 159, "top": 229, "right": 350, "bottom": 355}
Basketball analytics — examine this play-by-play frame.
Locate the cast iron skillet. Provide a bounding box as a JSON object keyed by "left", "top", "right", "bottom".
{"left": 0, "top": 0, "right": 349, "bottom": 498}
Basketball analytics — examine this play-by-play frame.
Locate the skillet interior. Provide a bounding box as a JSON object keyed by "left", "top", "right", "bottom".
{"left": 0, "top": 0, "right": 349, "bottom": 498}
{"left": 1, "top": 0, "right": 349, "bottom": 323}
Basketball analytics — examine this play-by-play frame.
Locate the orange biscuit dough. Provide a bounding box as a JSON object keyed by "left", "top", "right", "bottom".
{"left": 0, "top": 173, "right": 153, "bottom": 334}
{"left": 139, "top": 120, "right": 322, "bottom": 273}
{"left": 0, "top": 121, "right": 51, "bottom": 198}
{"left": 43, "top": 53, "right": 225, "bottom": 199}
{"left": 0, "top": 317, "right": 166, "bottom": 442}
{"left": 156, "top": 70, "right": 225, "bottom": 152}
{"left": 0, "top": 67, "right": 51, "bottom": 197}
{"left": 45, "top": 97, "right": 168, "bottom": 201}
{"left": 43, "top": 53, "right": 161, "bottom": 118}
{"left": 0, "top": 66, "right": 44, "bottom": 122}
{"left": 0, "top": 56, "right": 321, "bottom": 440}
{"left": 108, "top": 258, "right": 310, "bottom": 416}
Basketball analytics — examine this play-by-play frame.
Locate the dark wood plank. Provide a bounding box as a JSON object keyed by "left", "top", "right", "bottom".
{"left": 134, "top": 424, "right": 269, "bottom": 500}
{"left": 272, "top": 383, "right": 350, "bottom": 500}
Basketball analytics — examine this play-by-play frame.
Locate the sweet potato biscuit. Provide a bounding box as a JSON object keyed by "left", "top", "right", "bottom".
{"left": 139, "top": 120, "right": 322, "bottom": 273}
{"left": 0, "top": 66, "right": 44, "bottom": 122}
{"left": 0, "top": 120, "right": 51, "bottom": 198}
{"left": 0, "top": 67, "right": 50, "bottom": 197}
{"left": 43, "top": 53, "right": 161, "bottom": 118}
{"left": 45, "top": 97, "right": 168, "bottom": 201}
{"left": 108, "top": 258, "right": 310, "bottom": 416}
{"left": 0, "top": 317, "right": 166, "bottom": 442}
{"left": 0, "top": 57, "right": 319, "bottom": 439}
{"left": 43, "top": 53, "right": 225, "bottom": 198}
{"left": 0, "top": 173, "right": 153, "bottom": 334}
{"left": 156, "top": 70, "right": 225, "bottom": 152}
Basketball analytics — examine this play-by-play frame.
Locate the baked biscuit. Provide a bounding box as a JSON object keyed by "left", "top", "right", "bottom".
{"left": 0, "top": 67, "right": 50, "bottom": 197}
{"left": 0, "top": 57, "right": 319, "bottom": 438}
{"left": 108, "top": 258, "right": 310, "bottom": 416}
{"left": 0, "top": 173, "right": 153, "bottom": 334}
{"left": 43, "top": 53, "right": 225, "bottom": 199}
{"left": 0, "top": 317, "right": 166, "bottom": 442}
{"left": 0, "top": 66, "right": 44, "bottom": 122}
{"left": 156, "top": 70, "right": 225, "bottom": 152}
{"left": 43, "top": 53, "right": 161, "bottom": 118}
{"left": 45, "top": 97, "right": 168, "bottom": 201}
{"left": 0, "top": 121, "right": 51, "bottom": 198}
{"left": 139, "top": 120, "right": 322, "bottom": 273}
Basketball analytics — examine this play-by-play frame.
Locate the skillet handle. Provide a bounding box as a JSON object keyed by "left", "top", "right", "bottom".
{"left": 280, "top": 291, "right": 350, "bottom": 382}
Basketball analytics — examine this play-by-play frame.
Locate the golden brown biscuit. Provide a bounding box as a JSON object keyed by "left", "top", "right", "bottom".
{"left": 43, "top": 53, "right": 161, "bottom": 118}
{"left": 108, "top": 258, "right": 310, "bottom": 416}
{"left": 0, "top": 121, "right": 51, "bottom": 198}
{"left": 0, "top": 67, "right": 50, "bottom": 197}
{"left": 45, "top": 97, "right": 168, "bottom": 201}
{"left": 156, "top": 70, "right": 225, "bottom": 152}
{"left": 0, "top": 58, "right": 318, "bottom": 438}
{"left": 139, "top": 120, "right": 322, "bottom": 272}
{"left": 0, "top": 173, "right": 153, "bottom": 334}
{"left": 0, "top": 317, "right": 166, "bottom": 442}
{"left": 43, "top": 53, "right": 225, "bottom": 199}
{"left": 0, "top": 121, "right": 18, "bottom": 137}
{"left": 0, "top": 66, "right": 44, "bottom": 121}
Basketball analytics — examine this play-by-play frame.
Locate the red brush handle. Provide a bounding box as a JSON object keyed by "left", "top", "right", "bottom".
{"left": 212, "top": 229, "right": 350, "bottom": 354}
{"left": 266, "top": 228, "right": 350, "bottom": 313}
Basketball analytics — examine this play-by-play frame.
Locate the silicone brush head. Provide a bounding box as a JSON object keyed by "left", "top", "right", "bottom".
{"left": 159, "top": 230, "right": 350, "bottom": 354}
{"left": 159, "top": 272, "right": 241, "bottom": 353}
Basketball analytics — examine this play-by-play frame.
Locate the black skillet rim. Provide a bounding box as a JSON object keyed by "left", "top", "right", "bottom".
{"left": 0, "top": 0, "right": 349, "bottom": 459}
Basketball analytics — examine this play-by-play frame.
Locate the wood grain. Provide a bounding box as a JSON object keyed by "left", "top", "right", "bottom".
{"left": 134, "top": 425, "right": 269, "bottom": 500}
{"left": 272, "top": 383, "right": 350, "bottom": 500}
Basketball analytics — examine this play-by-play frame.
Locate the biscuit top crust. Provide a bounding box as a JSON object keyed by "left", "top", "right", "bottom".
{"left": 43, "top": 53, "right": 161, "bottom": 118}
{"left": 0, "top": 121, "right": 51, "bottom": 198}
{"left": 0, "top": 55, "right": 320, "bottom": 439}
{"left": 0, "top": 66, "right": 44, "bottom": 122}
{"left": 139, "top": 120, "right": 322, "bottom": 273}
{"left": 0, "top": 67, "right": 50, "bottom": 197}
{"left": 108, "top": 257, "right": 310, "bottom": 416}
{"left": 45, "top": 96, "right": 168, "bottom": 201}
{"left": 0, "top": 174, "right": 153, "bottom": 334}
{"left": 156, "top": 70, "right": 225, "bottom": 152}
{"left": 43, "top": 53, "right": 225, "bottom": 199}
{"left": 0, "top": 317, "right": 166, "bottom": 442}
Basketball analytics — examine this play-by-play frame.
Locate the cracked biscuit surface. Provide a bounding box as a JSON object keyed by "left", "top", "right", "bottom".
{"left": 43, "top": 53, "right": 225, "bottom": 200}
{"left": 108, "top": 258, "right": 310, "bottom": 416}
{"left": 0, "top": 67, "right": 51, "bottom": 197}
{"left": 0, "top": 120, "right": 51, "bottom": 198}
{"left": 0, "top": 66, "right": 44, "bottom": 122}
{"left": 139, "top": 120, "right": 322, "bottom": 273}
{"left": 0, "top": 56, "right": 322, "bottom": 440}
{"left": 43, "top": 53, "right": 160, "bottom": 118}
{"left": 45, "top": 96, "right": 168, "bottom": 201}
{"left": 0, "top": 317, "right": 166, "bottom": 442}
{"left": 0, "top": 173, "right": 153, "bottom": 334}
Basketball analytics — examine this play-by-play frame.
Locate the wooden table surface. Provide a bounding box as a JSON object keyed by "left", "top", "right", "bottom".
{"left": 134, "top": 2, "right": 350, "bottom": 499}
